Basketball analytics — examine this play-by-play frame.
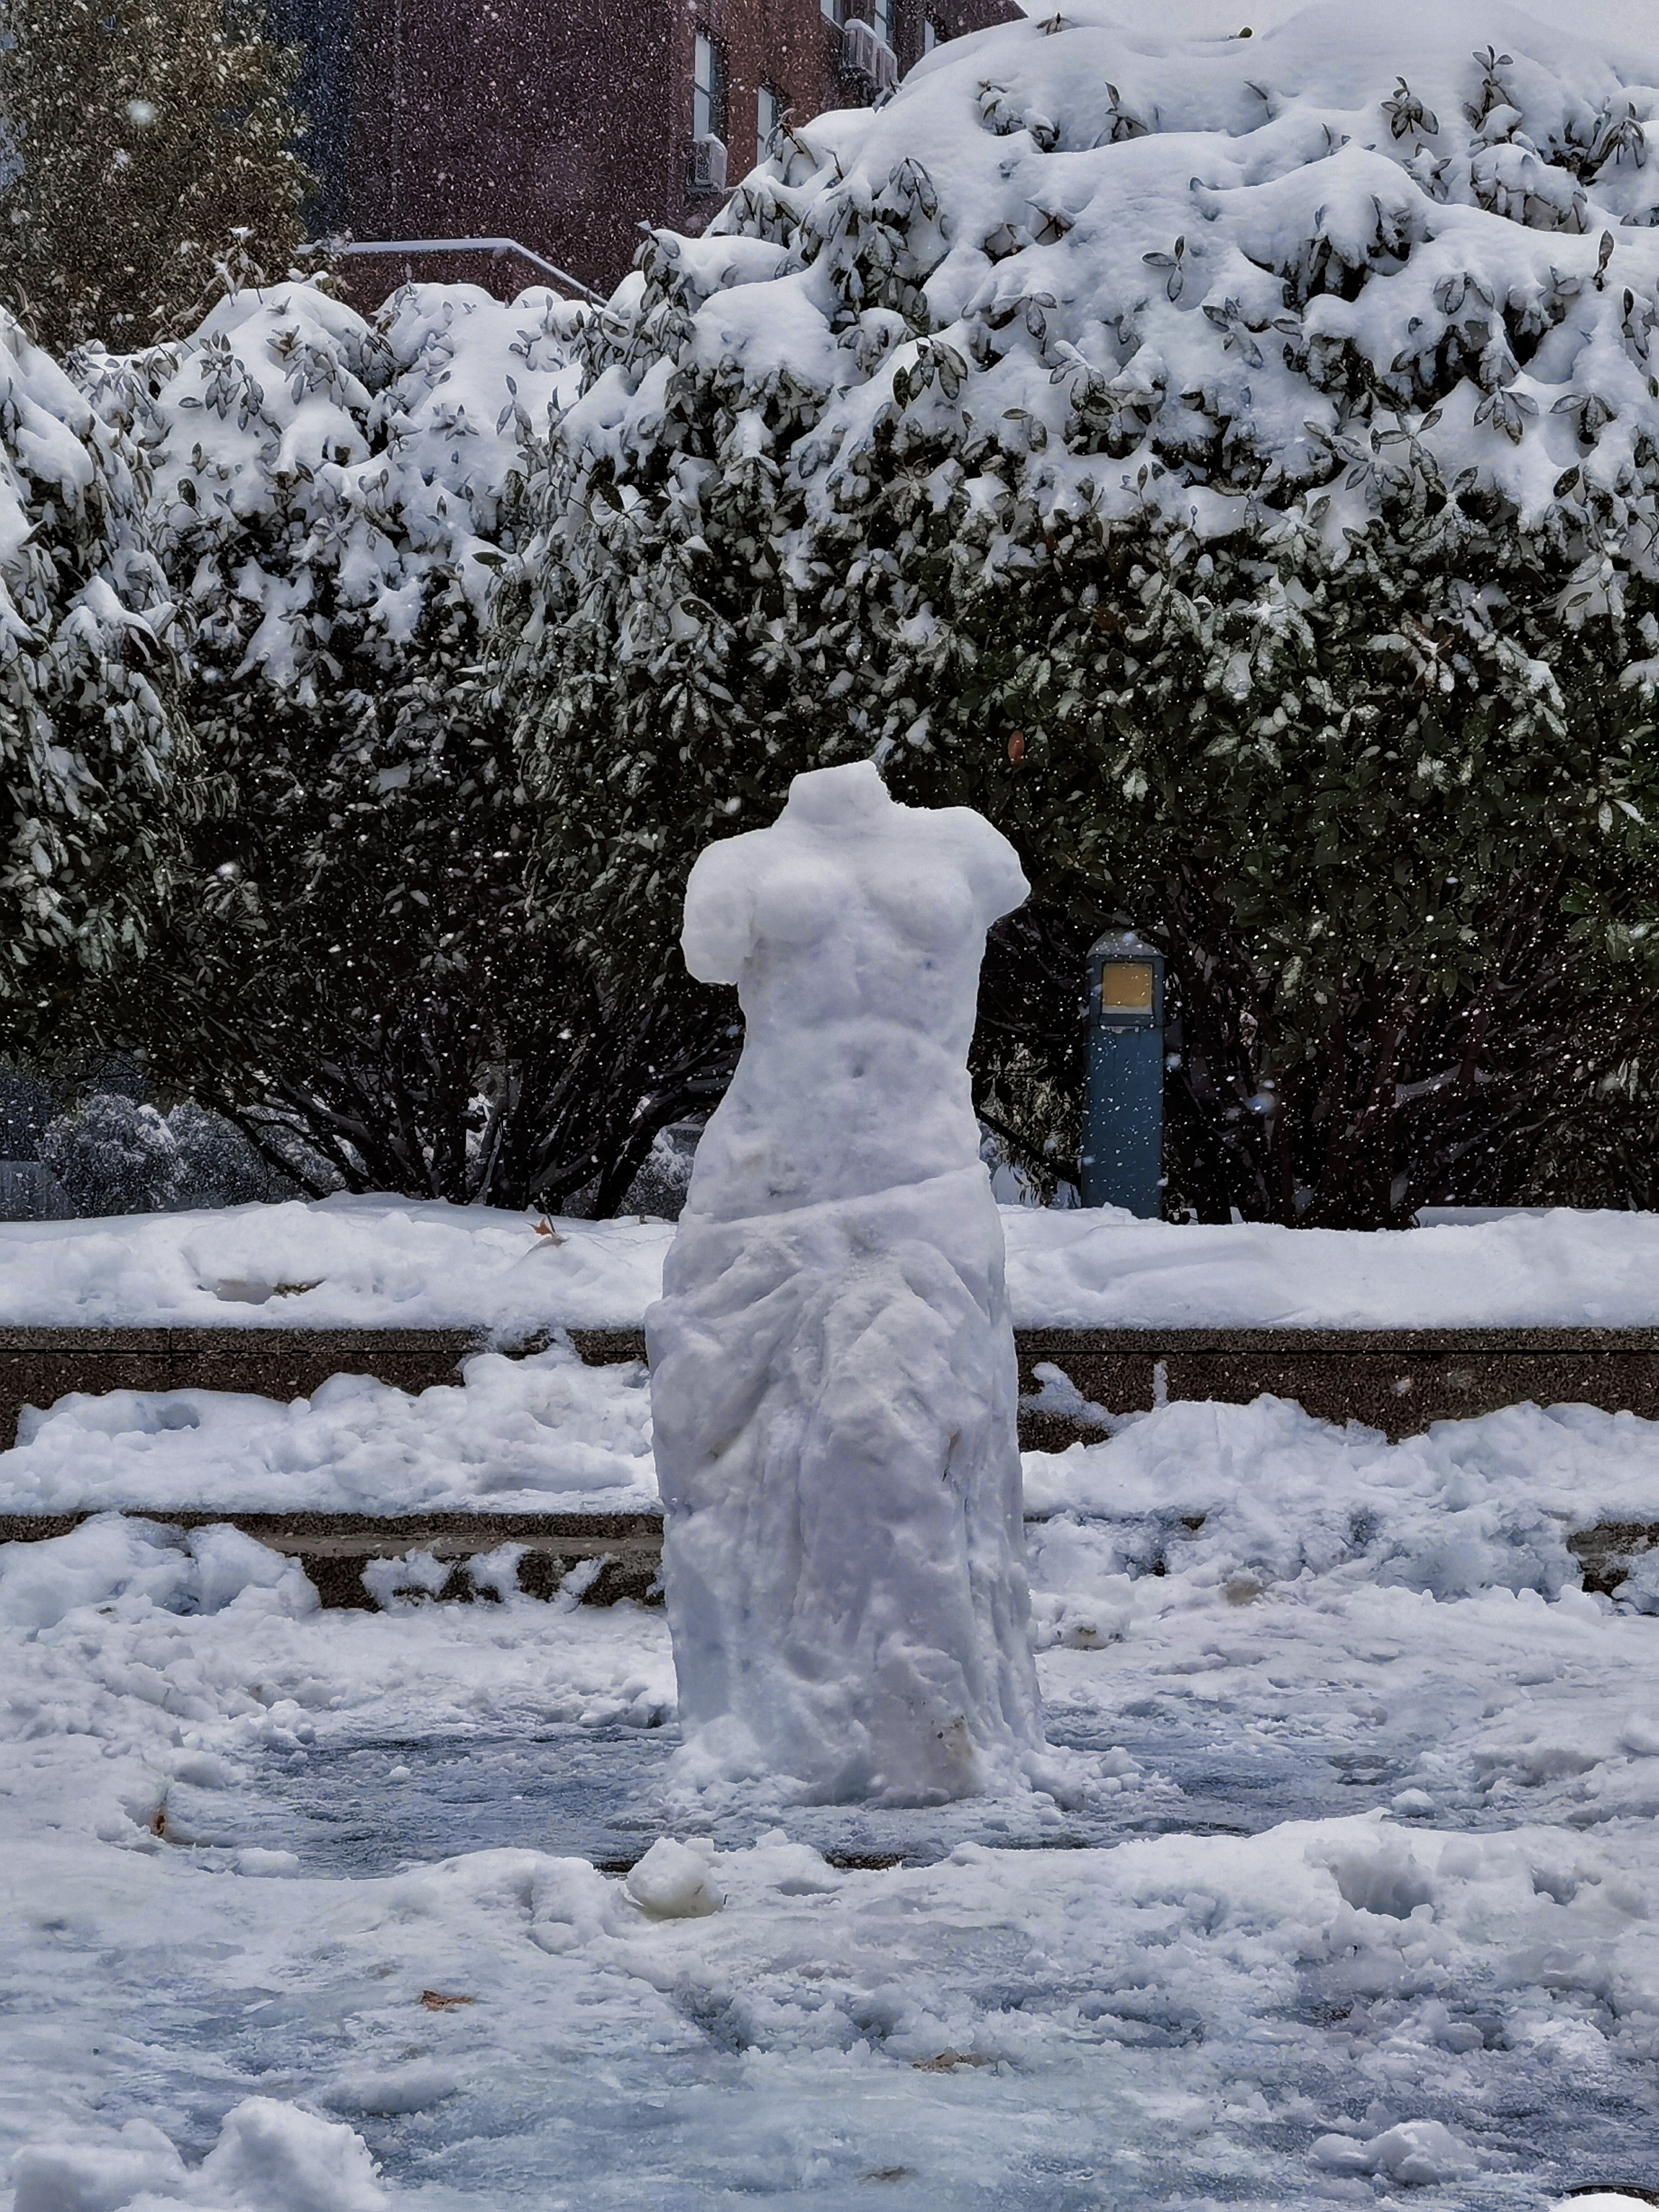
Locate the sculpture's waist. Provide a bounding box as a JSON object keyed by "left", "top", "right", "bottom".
{"left": 664, "top": 1160, "right": 1003, "bottom": 1249}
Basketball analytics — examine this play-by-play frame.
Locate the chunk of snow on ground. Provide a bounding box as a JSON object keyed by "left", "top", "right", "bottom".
{"left": 624, "top": 1836, "right": 725, "bottom": 1919}
{"left": 11, "top": 2098, "right": 386, "bottom": 2211}
{"left": 1311, "top": 2114, "right": 1481, "bottom": 2183}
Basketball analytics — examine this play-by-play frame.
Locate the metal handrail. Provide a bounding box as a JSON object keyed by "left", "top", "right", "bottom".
{"left": 331, "top": 236, "right": 608, "bottom": 305}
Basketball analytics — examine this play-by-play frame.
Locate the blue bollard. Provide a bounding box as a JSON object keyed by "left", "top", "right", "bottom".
{"left": 1081, "top": 928, "right": 1165, "bottom": 1217}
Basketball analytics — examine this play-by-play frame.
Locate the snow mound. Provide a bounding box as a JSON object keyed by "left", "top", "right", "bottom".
{"left": 11, "top": 2097, "right": 384, "bottom": 2211}
{"left": 0, "top": 1191, "right": 668, "bottom": 1330}
{"left": 0, "top": 1514, "right": 315, "bottom": 1634}
{"left": 1023, "top": 1392, "right": 1659, "bottom": 1632}
{"left": 1, "top": 1340, "right": 655, "bottom": 1514}
{"left": 1002, "top": 1202, "right": 1659, "bottom": 1326}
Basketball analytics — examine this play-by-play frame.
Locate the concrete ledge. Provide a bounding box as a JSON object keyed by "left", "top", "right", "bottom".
{"left": 568, "top": 1328, "right": 649, "bottom": 1365}
{"left": 8, "top": 1323, "right": 1659, "bottom": 1454}
{"left": 0, "top": 1507, "right": 664, "bottom": 1609}
{"left": 8, "top": 1505, "right": 1657, "bottom": 1614}
{"left": 1014, "top": 1328, "right": 1659, "bottom": 1447}
{"left": 1568, "top": 1521, "right": 1659, "bottom": 1596}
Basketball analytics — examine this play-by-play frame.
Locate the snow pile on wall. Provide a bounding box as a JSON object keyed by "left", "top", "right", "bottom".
{"left": 0, "top": 1513, "right": 316, "bottom": 1634}
{"left": 76, "top": 280, "right": 580, "bottom": 700}
{"left": 1, "top": 1342, "right": 655, "bottom": 1515}
{"left": 21, "top": 1190, "right": 1659, "bottom": 1330}
{"left": 649, "top": 765, "right": 1047, "bottom": 1803}
{"left": 1001, "top": 1200, "right": 1659, "bottom": 1326}
{"left": 564, "top": 0, "right": 1659, "bottom": 552}
{"left": 0, "top": 1192, "right": 671, "bottom": 1331}
{"left": 1022, "top": 1392, "right": 1659, "bottom": 1643}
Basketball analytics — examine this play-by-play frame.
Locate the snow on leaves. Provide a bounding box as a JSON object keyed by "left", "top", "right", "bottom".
{"left": 0, "top": 309, "right": 191, "bottom": 1022}
{"left": 78, "top": 281, "right": 581, "bottom": 706}
{"left": 548, "top": 2, "right": 1659, "bottom": 551}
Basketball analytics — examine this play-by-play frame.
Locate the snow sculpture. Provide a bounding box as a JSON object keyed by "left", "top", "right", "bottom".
{"left": 647, "top": 760, "right": 1047, "bottom": 1802}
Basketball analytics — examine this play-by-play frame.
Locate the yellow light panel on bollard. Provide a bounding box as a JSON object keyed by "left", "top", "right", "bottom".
{"left": 1098, "top": 962, "right": 1154, "bottom": 1013}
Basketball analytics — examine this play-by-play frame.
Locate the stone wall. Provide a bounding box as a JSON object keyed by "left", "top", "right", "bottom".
{"left": 8, "top": 1325, "right": 1659, "bottom": 1455}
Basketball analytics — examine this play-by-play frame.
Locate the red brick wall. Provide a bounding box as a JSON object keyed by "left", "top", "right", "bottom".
{"left": 343, "top": 0, "right": 1020, "bottom": 302}
{"left": 347, "top": 0, "right": 678, "bottom": 295}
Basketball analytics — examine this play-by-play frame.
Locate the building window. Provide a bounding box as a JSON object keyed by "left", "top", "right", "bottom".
{"left": 872, "top": 0, "right": 895, "bottom": 44}
{"left": 693, "top": 31, "right": 727, "bottom": 141}
{"left": 757, "top": 82, "right": 786, "bottom": 151}
{"left": 922, "top": 15, "right": 938, "bottom": 51}
{"left": 820, "top": 0, "right": 840, "bottom": 23}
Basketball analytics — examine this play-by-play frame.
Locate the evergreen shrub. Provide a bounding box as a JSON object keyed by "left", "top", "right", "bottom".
{"left": 504, "top": 5, "right": 1659, "bottom": 1220}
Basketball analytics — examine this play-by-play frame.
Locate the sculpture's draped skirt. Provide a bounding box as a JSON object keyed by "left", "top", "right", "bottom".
{"left": 646, "top": 1163, "right": 1045, "bottom": 1803}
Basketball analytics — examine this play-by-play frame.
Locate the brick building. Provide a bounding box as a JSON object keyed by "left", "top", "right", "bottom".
{"left": 271, "top": 0, "right": 1020, "bottom": 304}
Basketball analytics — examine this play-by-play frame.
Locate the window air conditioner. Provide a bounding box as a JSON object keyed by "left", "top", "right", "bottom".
{"left": 841, "top": 17, "right": 898, "bottom": 95}
{"left": 691, "top": 133, "right": 728, "bottom": 191}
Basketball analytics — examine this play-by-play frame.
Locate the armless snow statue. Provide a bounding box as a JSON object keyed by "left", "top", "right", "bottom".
{"left": 646, "top": 761, "right": 1048, "bottom": 1804}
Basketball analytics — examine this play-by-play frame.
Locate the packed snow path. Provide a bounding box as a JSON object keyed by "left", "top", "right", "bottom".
{"left": 650, "top": 764, "right": 1043, "bottom": 1802}
{"left": 8, "top": 1395, "right": 1659, "bottom": 2206}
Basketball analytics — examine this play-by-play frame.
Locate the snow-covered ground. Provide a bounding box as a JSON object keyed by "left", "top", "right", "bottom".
{"left": 6, "top": 1394, "right": 1659, "bottom": 2207}
{"left": 8, "top": 1194, "right": 1659, "bottom": 1333}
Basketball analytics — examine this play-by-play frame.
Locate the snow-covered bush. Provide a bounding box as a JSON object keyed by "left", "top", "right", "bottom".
{"left": 618, "top": 1120, "right": 702, "bottom": 1220}
{"left": 505, "top": 0, "right": 1659, "bottom": 1223}
{"left": 66, "top": 282, "right": 679, "bottom": 1206}
{"left": 36, "top": 1091, "right": 306, "bottom": 1214}
{"left": 84, "top": 280, "right": 578, "bottom": 710}
{"left": 67, "top": 278, "right": 733, "bottom": 1212}
{"left": 38, "top": 1092, "right": 179, "bottom": 1215}
{"left": 166, "top": 1097, "right": 303, "bottom": 1207}
{"left": 0, "top": 311, "right": 194, "bottom": 1045}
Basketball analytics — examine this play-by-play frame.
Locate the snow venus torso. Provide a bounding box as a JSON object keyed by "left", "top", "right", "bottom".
{"left": 646, "top": 761, "right": 1047, "bottom": 1802}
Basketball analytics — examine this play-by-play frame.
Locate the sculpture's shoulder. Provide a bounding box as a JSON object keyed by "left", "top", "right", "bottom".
{"left": 916, "top": 805, "right": 1029, "bottom": 927}
{"left": 681, "top": 827, "right": 771, "bottom": 985}
{"left": 683, "top": 821, "right": 859, "bottom": 983}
